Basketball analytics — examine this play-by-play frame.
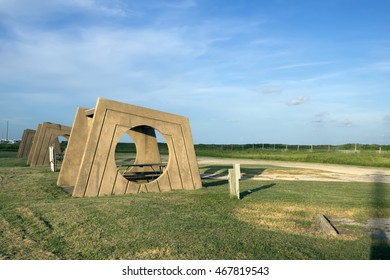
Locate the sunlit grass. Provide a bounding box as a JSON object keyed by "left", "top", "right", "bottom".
{"left": 1, "top": 152, "right": 389, "bottom": 260}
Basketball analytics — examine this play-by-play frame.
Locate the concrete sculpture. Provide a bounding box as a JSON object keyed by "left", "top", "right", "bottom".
{"left": 27, "top": 122, "right": 71, "bottom": 167}
{"left": 17, "top": 129, "right": 36, "bottom": 158}
{"left": 58, "top": 97, "right": 202, "bottom": 197}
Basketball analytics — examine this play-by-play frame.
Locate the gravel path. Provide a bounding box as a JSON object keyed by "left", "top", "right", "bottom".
{"left": 198, "top": 156, "right": 390, "bottom": 183}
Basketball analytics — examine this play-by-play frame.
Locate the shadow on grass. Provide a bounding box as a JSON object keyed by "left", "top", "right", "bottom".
{"left": 200, "top": 165, "right": 266, "bottom": 180}
{"left": 370, "top": 173, "right": 390, "bottom": 260}
{"left": 201, "top": 165, "right": 229, "bottom": 176}
{"left": 202, "top": 179, "right": 228, "bottom": 188}
{"left": 240, "top": 183, "right": 276, "bottom": 199}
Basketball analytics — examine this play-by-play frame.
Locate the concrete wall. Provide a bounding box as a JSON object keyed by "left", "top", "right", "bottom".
{"left": 57, "top": 107, "right": 91, "bottom": 186}
{"left": 28, "top": 122, "right": 71, "bottom": 167}
{"left": 17, "top": 129, "right": 35, "bottom": 158}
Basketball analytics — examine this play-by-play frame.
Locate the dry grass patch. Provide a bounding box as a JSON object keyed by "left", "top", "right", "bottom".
{"left": 235, "top": 202, "right": 366, "bottom": 239}
{"left": 134, "top": 247, "right": 173, "bottom": 259}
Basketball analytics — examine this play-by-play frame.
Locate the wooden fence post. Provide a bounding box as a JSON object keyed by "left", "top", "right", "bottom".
{"left": 49, "top": 145, "right": 56, "bottom": 172}
{"left": 229, "top": 164, "right": 240, "bottom": 199}
{"left": 234, "top": 163, "right": 241, "bottom": 180}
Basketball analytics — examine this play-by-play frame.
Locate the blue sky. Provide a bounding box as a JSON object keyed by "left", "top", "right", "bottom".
{"left": 0, "top": 0, "right": 389, "bottom": 144}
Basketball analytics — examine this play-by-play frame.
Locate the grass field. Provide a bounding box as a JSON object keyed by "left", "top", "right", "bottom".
{"left": 1, "top": 151, "right": 390, "bottom": 260}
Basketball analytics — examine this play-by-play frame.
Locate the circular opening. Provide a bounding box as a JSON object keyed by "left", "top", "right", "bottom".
{"left": 115, "top": 125, "right": 169, "bottom": 183}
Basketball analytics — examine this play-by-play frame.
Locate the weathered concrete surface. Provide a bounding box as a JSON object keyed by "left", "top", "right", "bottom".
{"left": 28, "top": 122, "right": 71, "bottom": 167}
{"left": 27, "top": 124, "right": 42, "bottom": 166}
{"left": 57, "top": 107, "right": 91, "bottom": 187}
{"left": 228, "top": 168, "right": 240, "bottom": 199}
{"left": 316, "top": 214, "right": 339, "bottom": 236}
{"left": 17, "top": 129, "right": 35, "bottom": 158}
{"left": 58, "top": 97, "right": 202, "bottom": 197}
{"left": 127, "top": 125, "right": 161, "bottom": 173}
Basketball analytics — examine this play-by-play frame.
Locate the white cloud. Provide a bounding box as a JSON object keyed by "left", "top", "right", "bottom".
{"left": 313, "top": 111, "right": 330, "bottom": 123}
{"left": 0, "top": 26, "right": 204, "bottom": 88}
{"left": 287, "top": 95, "right": 309, "bottom": 106}
{"left": 1, "top": 1, "right": 389, "bottom": 144}
{"left": 0, "top": 0, "right": 131, "bottom": 18}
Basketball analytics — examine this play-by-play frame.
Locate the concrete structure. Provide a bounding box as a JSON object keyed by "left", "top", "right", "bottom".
{"left": 316, "top": 214, "right": 339, "bottom": 236}
{"left": 58, "top": 97, "right": 202, "bottom": 197}
{"left": 27, "top": 122, "right": 71, "bottom": 167}
{"left": 17, "top": 129, "right": 36, "bottom": 158}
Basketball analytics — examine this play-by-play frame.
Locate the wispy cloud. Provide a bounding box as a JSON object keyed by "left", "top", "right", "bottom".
{"left": 161, "top": 0, "right": 197, "bottom": 9}
{"left": 1, "top": 0, "right": 389, "bottom": 144}
{"left": 253, "top": 87, "right": 283, "bottom": 95}
{"left": 276, "top": 61, "right": 336, "bottom": 70}
{"left": 384, "top": 115, "right": 390, "bottom": 125}
{"left": 313, "top": 111, "right": 330, "bottom": 123}
{"left": 339, "top": 119, "right": 353, "bottom": 127}
{"left": 0, "top": 26, "right": 204, "bottom": 86}
{"left": 287, "top": 95, "right": 309, "bottom": 106}
{"left": 372, "top": 61, "right": 390, "bottom": 71}
{"left": 0, "top": 0, "right": 132, "bottom": 20}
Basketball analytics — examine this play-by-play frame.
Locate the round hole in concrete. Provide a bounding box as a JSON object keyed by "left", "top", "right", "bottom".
{"left": 115, "top": 125, "right": 169, "bottom": 183}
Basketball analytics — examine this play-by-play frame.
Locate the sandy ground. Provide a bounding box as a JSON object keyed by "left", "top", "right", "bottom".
{"left": 198, "top": 156, "right": 390, "bottom": 183}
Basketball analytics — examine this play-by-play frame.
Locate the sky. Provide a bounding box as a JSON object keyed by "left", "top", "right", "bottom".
{"left": 0, "top": 0, "right": 389, "bottom": 145}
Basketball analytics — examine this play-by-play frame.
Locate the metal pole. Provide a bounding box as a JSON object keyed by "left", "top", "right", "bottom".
{"left": 6, "top": 120, "right": 9, "bottom": 141}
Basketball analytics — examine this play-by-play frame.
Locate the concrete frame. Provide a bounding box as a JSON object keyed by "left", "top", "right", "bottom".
{"left": 58, "top": 97, "right": 202, "bottom": 197}
{"left": 17, "top": 129, "right": 36, "bottom": 158}
{"left": 27, "top": 122, "right": 71, "bottom": 167}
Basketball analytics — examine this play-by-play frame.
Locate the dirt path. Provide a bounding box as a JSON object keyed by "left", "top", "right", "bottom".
{"left": 197, "top": 156, "right": 390, "bottom": 183}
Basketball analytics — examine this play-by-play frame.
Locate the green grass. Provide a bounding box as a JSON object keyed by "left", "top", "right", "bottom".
{"left": 0, "top": 144, "right": 19, "bottom": 152}
{"left": 1, "top": 151, "right": 390, "bottom": 259}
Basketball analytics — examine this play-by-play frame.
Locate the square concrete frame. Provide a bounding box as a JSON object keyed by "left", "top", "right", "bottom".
{"left": 57, "top": 97, "right": 202, "bottom": 197}
{"left": 17, "top": 129, "right": 36, "bottom": 158}
{"left": 27, "top": 122, "right": 72, "bottom": 167}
